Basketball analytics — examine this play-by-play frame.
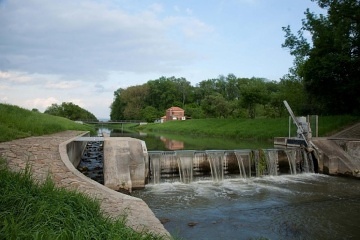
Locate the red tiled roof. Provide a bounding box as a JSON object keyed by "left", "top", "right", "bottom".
{"left": 167, "top": 106, "right": 184, "bottom": 111}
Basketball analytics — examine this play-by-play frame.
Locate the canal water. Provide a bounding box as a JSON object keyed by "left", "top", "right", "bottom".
{"left": 97, "top": 127, "right": 360, "bottom": 240}
{"left": 132, "top": 174, "right": 360, "bottom": 240}
{"left": 98, "top": 127, "right": 274, "bottom": 150}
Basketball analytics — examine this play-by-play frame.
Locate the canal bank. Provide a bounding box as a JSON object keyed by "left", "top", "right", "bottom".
{"left": 0, "top": 130, "right": 170, "bottom": 238}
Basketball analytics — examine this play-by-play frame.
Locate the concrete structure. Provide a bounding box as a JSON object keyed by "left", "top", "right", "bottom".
{"left": 103, "top": 137, "right": 148, "bottom": 192}
{"left": 278, "top": 101, "right": 360, "bottom": 177}
{"left": 309, "top": 123, "right": 360, "bottom": 178}
{"left": 312, "top": 138, "right": 360, "bottom": 177}
{"left": 0, "top": 131, "right": 170, "bottom": 238}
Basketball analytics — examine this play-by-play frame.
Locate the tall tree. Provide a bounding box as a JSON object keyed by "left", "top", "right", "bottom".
{"left": 282, "top": 0, "right": 360, "bottom": 114}
{"left": 121, "top": 85, "right": 149, "bottom": 120}
{"left": 110, "top": 88, "right": 126, "bottom": 120}
{"left": 239, "top": 78, "right": 269, "bottom": 119}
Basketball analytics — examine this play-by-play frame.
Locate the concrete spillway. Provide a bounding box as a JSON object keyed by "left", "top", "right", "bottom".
{"left": 311, "top": 138, "right": 360, "bottom": 177}
{"left": 103, "top": 137, "right": 148, "bottom": 192}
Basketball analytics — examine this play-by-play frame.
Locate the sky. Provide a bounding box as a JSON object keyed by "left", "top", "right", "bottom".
{"left": 0, "top": 0, "right": 324, "bottom": 119}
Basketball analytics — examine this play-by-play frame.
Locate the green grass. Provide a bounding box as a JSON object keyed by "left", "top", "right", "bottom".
{"left": 0, "top": 103, "right": 96, "bottom": 142}
{"left": 0, "top": 160, "right": 166, "bottom": 240}
{"left": 137, "top": 116, "right": 360, "bottom": 140}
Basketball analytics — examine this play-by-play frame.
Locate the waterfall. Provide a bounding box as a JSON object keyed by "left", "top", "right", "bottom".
{"left": 234, "top": 150, "right": 251, "bottom": 178}
{"left": 149, "top": 152, "right": 162, "bottom": 184}
{"left": 285, "top": 149, "right": 297, "bottom": 175}
{"left": 206, "top": 150, "right": 225, "bottom": 182}
{"left": 147, "top": 148, "right": 312, "bottom": 184}
{"left": 252, "top": 150, "right": 262, "bottom": 177}
{"left": 264, "top": 150, "right": 279, "bottom": 176}
{"left": 193, "top": 152, "right": 208, "bottom": 177}
{"left": 176, "top": 151, "right": 195, "bottom": 183}
{"left": 161, "top": 151, "right": 178, "bottom": 178}
{"left": 301, "top": 149, "right": 314, "bottom": 173}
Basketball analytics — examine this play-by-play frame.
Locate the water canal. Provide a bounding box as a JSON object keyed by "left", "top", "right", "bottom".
{"left": 94, "top": 127, "right": 360, "bottom": 239}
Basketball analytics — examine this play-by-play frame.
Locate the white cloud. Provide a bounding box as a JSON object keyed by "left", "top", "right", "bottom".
{"left": 0, "top": 0, "right": 212, "bottom": 80}
{"left": 149, "top": 3, "right": 164, "bottom": 13}
{"left": 24, "top": 97, "right": 60, "bottom": 111}
{"left": 181, "top": 18, "right": 214, "bottom": 39}
{"left": 44, "top": 81, "right": 82, "bottom": 90}
{"left": 0, "top": 71, "right": 33, "bottom": 84}
{"left": 0, "top": 96, "right": 8, "bottom": 102}
{"left": 185, "top": 8, "right": 193, "bottom": 15}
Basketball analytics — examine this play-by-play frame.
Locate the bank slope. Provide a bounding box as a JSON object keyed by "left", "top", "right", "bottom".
{"left": 0, "top": 103, "right": 94, "bottom": 142}
{"left": 137, "top": 116, "right": 360, "bottom": 140}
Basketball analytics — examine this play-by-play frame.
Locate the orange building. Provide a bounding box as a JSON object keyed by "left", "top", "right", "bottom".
{"left": 165, "top": 106, "right": 185, "bottom": 121}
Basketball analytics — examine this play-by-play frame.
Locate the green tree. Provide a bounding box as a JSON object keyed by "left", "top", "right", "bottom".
{"left": 201, "top": 93, "right": 231, "bottom": 118}
{"left": 110, "top": 88, "right": 126, "bottom": 120}
{"left": 122, "top": 85, "right": 149, "bottom": 120}
{"left": 183, "top": 104, "right": 205, "bottom": 119}
{"left": 44, "top": 102, "right": 97, "bottom": 121}
{"left": 240, "top": 78, "right": 269, "bottom": 119}
{"left": 141, "top": 106, "right": 159, "bottom": 122}
{"left": 282, "top": 0, "right": 360, "bottom": 114}
{"left": 145, "top": 76, "right": 193, "bottom": 111}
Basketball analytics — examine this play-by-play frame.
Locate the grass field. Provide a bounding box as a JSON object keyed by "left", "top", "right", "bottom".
{"left": 0, "top": 103, "right": 95, "bottom": 142}
{"left": 137, "top": 115, "right": 360, "bottom": 140}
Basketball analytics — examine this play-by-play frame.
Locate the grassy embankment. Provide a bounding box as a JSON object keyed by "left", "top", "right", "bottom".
{"left": 137, "top": 115, "right": 360, "bottom": 140}
{"left": 0, "top": 161, "right": 165, "bottom": 240}
{"left": 0, "top": 103, "right": 167, "bottom": 239}
{"left": 0, "top": 103, "right": 95, "bottom": 142}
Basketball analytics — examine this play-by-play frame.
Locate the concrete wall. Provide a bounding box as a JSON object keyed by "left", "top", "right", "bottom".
{"left": 312, "top": 138, "right": 360, "bottom": 177}
{"left": 65, "top": 132, "right": 89, "bottom": 167}
{"left": 59, "top": 132, "right": 170, "bottom": 238}
{"left": 103, "top": 137, "right": 148, "bottom": 192}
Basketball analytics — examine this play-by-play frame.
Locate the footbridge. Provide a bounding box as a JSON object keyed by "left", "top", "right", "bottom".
{"left": 80, "top": 120, "right": 144, "bottom": 124}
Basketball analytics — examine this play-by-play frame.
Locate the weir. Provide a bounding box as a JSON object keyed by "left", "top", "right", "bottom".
{"left": 147, "top": 148, "right": 315, "bottom": 184}
{"left": 75, "top": 113, "right": 360, "bottom": 192}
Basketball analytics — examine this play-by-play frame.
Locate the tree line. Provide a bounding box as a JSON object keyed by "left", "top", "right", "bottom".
{"left": 43, "top": 0, "right": 359, "bottom": 122}
{"left": 44, "top": 102, "right": 98, "bottom": 121}
{"left": 110, "top": 75, "right": 305, "bottom": 122}
{"left": 111, "top": 0, "right": 360, "bottom": 121}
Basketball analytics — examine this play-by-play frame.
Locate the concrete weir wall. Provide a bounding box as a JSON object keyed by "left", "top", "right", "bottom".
{"left": 65, "top": 132, "right": 89, "bottom": 166}
{"left": 59, "top": 133, "right": 170, "bottom": 238}
{"left": 103, "top": 137, "right": 148, "bottom": 192}
{"left": 312, "top": 138, "right": 360, "bottom": 178}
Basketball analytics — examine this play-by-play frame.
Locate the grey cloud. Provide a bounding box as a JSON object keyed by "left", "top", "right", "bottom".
{"left": 0, "top": 0, "right": 209, "bottom": 80}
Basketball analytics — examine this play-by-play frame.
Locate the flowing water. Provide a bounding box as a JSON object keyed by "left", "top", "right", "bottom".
{"left": 96, "top": 127, "right": 360, "bottom": 239}
{"left": 132, "top": 174, "right": 360, "bottom": 240}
